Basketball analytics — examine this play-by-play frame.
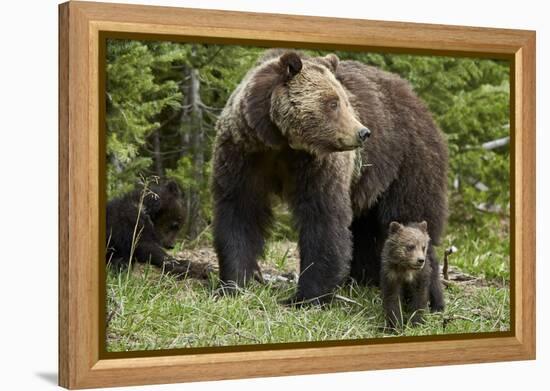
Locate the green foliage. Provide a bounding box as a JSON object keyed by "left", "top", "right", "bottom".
{"left": 165, "top": 154, "right": 213, "bottom": 231}
{"left": 106, "top": 40, "right": 183, "bottom": 198}
{"left": 106, "top": 40, "right": 262, "bottom": 236}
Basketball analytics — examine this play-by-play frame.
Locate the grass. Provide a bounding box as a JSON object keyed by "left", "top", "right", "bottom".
{"left": 106, "top": 203, "right": 510, "bottom": 352}
{"left": 443, "top": 216, "right": 510, "bottom": 281}
{"left": 106, "top": 247, "right": 509, "bottom": 352}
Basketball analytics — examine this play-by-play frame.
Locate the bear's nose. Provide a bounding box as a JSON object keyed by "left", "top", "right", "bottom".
{"left": 417, "top": 258, "right": 425, "bottom": 265}
{"left": 357, "top": 127, "right": 371, "bottom": 142}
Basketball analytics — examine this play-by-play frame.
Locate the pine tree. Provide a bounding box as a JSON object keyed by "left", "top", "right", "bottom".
{"left": 106, "top": 40, "right": 183, "bottom": 198}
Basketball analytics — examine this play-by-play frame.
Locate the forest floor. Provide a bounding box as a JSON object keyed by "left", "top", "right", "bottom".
{"left": 106, "top": 240, "right": 510, "bottom": 352}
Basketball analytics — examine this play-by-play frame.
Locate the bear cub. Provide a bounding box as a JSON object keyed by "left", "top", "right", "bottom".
{"left": 106, "top": 180, "right": 194, "bottom": 276}
{"left": 380, "top": 221, "right": 436, "bottom": 328}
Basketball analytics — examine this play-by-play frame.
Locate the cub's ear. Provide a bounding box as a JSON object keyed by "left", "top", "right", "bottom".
{"left": 323, "top": 54, "right": 339, "bottom": 73}
{"left": 164, "top": 180, "right": 181, "bottom": 197}
{"left": 389, "top": 221, "right": 403, "bottom": 234}
{"left": 279, "top": 51, "right": 303, "bottom": 79}
{"left": 418, "top": 220, "right": 428, "bottom": 233}
{"left": 242, "top": 54, "right": 300, "bottom": 148}
{"left": 143, "top": 188, "right": 162, "bottom": 217}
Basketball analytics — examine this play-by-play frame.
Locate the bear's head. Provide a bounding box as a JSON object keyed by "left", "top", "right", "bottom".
{"left": 242, "top": 51, "right": 370, "bottom": 155}
{"left": 385, "top": 221, "right": 430, "bottom": 271}
{"left": 144, "top": 180, "right": 186, "bottom": 249}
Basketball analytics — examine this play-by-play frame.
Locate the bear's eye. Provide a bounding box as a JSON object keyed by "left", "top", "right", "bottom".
{"left": 422, "top": 245, "right": 426, "bottom": 251}
{"left": 170, "top": 222, "right": 180, "bottom": 231}
{"left": 329, "top": 100, "right": 339, "bottom": 110}
{"left": 406, "top": 244, "right": 415, "bottom": 251}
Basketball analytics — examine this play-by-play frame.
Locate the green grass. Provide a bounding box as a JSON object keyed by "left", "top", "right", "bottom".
{"left": 106, "top": 207, "right": 510, "bottom": 352}
{"left": 106, "top": 263, "right": 509, "bottom": 352}
{"left": 443, "top": 216, "right": 510, "bottom": 281}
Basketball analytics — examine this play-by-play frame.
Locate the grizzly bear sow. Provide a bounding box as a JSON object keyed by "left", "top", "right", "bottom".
{"left": 106, "top": 181, "right": 191, "bottom": 275}
{"left": 380, "top": 221, "right": 435, "bottom": 328}
{"left": 212, "top": 50, "right": 447, "bottom": 307}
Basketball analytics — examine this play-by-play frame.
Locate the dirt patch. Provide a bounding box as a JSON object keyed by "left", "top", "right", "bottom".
{"left": 176, "top": 247, "right": 218, "bottom": 265}
{"left": 170, "top": 244, "right": 504, "bottom": 290}
{"left": 443, "top": 265, "right": 507, "bottom": 290}
{"left": 174, "top": 241, "right": 301, "bottom": 282}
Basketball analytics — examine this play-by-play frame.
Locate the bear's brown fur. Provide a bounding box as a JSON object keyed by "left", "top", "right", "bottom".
{"left": 212, "top": 50, "right": 447, "bottom": 307}
{"left": 380, "top": 221, "right": 435, "bottom": 328}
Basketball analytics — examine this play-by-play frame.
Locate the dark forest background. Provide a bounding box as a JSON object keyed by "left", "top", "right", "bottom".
{"left": 106, "top": 40, "right": 510, "bottom": 279}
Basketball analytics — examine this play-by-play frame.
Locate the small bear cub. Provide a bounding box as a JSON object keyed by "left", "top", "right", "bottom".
{"left": 106, "top": 180, "right": 189, "bottom": 275}
{"left": 380, "top": 221, "right": 431, "bottom": 329}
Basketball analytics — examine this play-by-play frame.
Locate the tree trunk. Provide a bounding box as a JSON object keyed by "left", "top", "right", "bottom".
{"left": 178, "top": 61, "right": 205, "bottom": 239}
{"left": 152, "top": 129, "right": 163, "bottom": 177}
{"left": 179, "top": 76, "right": 191, "bottom": 159}
{"left": 187, "top": 67, "right": 204, "bottom": 239}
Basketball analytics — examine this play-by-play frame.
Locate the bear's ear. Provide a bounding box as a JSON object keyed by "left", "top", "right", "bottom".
{"left": 279, "top": 51, "right": 303, "bottom": 79}
{"left": 389, "top": 221, "right": 403, "bottom": 234}
{"left": 142, "top": 187, "right": 162, "bottom": 217}
{"left": 164, "top": 180, "right": 181, "bottom": 197}
{"left": 323, "top": 54, "right": 339, "bottom": 74}
{"left": 418, "top": 220, "right": 428, "bottom": 233}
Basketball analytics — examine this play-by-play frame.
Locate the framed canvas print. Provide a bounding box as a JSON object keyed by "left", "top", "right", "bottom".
{"left": 58, "top": 1, "right": 536, "bottom": 389}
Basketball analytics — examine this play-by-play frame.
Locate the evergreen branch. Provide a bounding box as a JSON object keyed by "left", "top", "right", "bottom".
{"left": 197, "top": 47, "right": 224, "bottom": 69}
{"left": 142, "top": 146, "right": 191, "bottom": 156}
{"left": 201, "top": 108, "right": 220, "bottom": 121}
{"left": 152, "top": 109, "right": 184, "bottom": 132}
{"left": 198, "top": 101, "right": 223, "bottom": 112}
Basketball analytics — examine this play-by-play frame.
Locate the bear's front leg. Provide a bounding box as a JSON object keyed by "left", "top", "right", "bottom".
{"left": 408, "top": 280, "right": 430, "bottom": 326}
{"left": 213, "top": 195, "right": 271, "bottom": 288}
{"left": 134, "top": 241, "right": 170, "bottom": 268}
{"left": 212, "top": 146, "right": 273, "bottom": 290}
{"left": 380, "top": 275, "right": 404, "bottom": 330}
{"left": 288, "top": 157, "right": 354, "bottom": 305}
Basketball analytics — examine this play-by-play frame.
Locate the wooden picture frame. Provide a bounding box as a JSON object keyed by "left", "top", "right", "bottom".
{"left": 58, "top": 1, "right": 536, "bottom": 388}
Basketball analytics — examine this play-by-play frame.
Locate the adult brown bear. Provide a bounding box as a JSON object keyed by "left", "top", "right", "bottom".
{"left": 212, "top": 50, "right": 447, "bottom": 309}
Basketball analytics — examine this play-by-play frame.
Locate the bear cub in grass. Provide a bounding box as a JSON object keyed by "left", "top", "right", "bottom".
{"left": 381, "top": 221, "right": 435, "bottom": 328}
{"left": 106, "top": 180, "right": 192, "bottom": 275}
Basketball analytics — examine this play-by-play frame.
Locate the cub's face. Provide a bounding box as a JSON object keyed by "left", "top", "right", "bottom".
{"left": 154, "top": 200, "right": 185, "bottom": 249}
{"left": 149, "top": 181, "right": 186, "bottom": 250}
{"left": 386, "top": 221, "right": 430, "bottom": 270}
{"left": 271, "top": 57, "right": 369, "bottom": 155}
